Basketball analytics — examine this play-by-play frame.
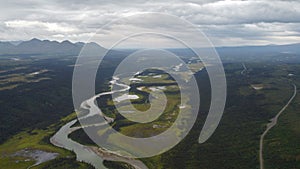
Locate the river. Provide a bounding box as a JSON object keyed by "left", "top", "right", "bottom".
{"left": 50, "top": 77, "right": 148, "bottom": 169}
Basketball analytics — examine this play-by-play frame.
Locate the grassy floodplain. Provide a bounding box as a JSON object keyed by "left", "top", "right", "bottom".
{"left": 0, "top": 113, "right": 94, "bottom": 169}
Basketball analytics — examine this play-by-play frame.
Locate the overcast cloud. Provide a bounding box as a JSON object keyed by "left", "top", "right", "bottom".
{"left": 0, "top": 0, "right": 299, "bottom": 47}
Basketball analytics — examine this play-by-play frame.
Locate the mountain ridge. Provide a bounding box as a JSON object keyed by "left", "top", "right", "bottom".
{"left": 0, "top": 38, "right": 106, "bottom": 56}
{"left": 1, "top": 38, "right": 300, "bottom": 57}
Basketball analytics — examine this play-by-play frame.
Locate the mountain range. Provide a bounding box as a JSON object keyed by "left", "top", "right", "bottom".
{"left": 216, "top": 43, "right": 300, "bottom": 57}
{"left": 0, "top": 38, "right": 300, "bottom": 57}
{"left": 0, "top": 38, "right": 105, "bottom": 56}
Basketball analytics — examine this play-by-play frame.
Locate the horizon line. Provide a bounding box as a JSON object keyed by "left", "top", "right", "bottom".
{"left": 1, "top": 38, "right": 299, "bottom": 49}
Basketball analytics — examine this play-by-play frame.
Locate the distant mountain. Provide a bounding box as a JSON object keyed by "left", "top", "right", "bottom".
{"left": 167, "top": 43, "right": 300, "bottom": 57}
{"left": 7, "top": 40, "right": 23, "bottom": 46}
{"left": 0, "top": 38, "right": 106, "bottom": 56}
{"left": 1, "top": 38, "right": 300, "bottom": 59}
{"left": 216, "top": 43, "right": 300, "bottom": 57}
{"left": 165, "top": 43, "right": 300, "bottom": 63}
{"left": 0, "top": 42, "right": 15, "bottom": 54}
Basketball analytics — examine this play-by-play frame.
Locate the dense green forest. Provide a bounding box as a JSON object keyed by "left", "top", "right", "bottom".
{"left": 0, "top": 53, "right": 299, "bottom": 169}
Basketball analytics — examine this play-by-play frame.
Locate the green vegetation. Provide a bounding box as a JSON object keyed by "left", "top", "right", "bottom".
{"left": 101, "top": 69, "right": 184, "bottom": 138}
{"left": 0, "top": 57, "right": 75, "bottom": 144}
{"left": 68, "top": 128, "right": 95, "bottom": 146}
{"left": 70, "top": 61, "right": 300, "bottom": 169}
{"left": 264, "top": 96, "right": 300, "bottom": 169}
{"left": 103, "top": 160, "right": 135, "bottom": 169}
{"left": 0, "top": 113, "right": 94, "bottom": 169}
{"left": 0, "top": 57, "right": 98, "bottom": 168}
{"left": 141, "top": 62, "right": 300, "bottom": 169}
{"left": 1, "top": 51, "right": 300, "bottom": 169}
{"left": 35, "top": 157, "right": 94, "bottom": 169}
{"left": 263, "top": 65, "right": 300, "bottom": 169}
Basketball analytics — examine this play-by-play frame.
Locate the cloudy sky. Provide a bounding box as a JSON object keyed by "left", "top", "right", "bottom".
{"left": 0, "top": 0, "right": 300, "bottom": 48}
